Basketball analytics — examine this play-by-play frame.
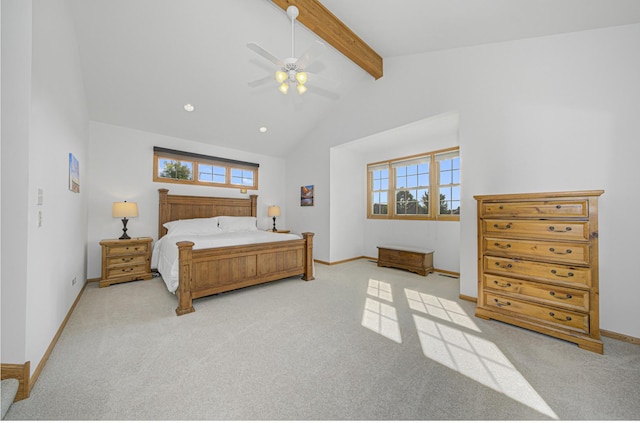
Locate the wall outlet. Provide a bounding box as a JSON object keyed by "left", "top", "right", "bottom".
{"left": 72, "top": 277, "right": 77, "bottom": 286}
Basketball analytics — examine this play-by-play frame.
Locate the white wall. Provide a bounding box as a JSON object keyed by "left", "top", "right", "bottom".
{"left": 1, "top": 0, "right": 90, "bottom": 371}
{"left": 329, "top": 113, "right": 460, "bottom": 272}
{"left": 287, "top": 24, "right": 640, "bottom": 338}
{"left": 1, "top": 0, "right": 32, "bottom": 364}
{"left": 86, "top": 121, "right": 289, "bottom": 279}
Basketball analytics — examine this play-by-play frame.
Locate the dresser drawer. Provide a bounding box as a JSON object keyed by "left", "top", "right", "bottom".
{"left": 484, "top": 293, "right": 589, "bottom": 333}
{"left": 105, "top": 254, "right": 148, "bottom": 267}
{"left": 483, "top": 237, "right": 590, "bottom": 265}
{"left": 483, "top": 219, "right": 590, "bottom": 241}
{"left": 107, "top": 242, "right": 149, "bottom": 255}
{"left": 105, "top": 264, "right": 149, "bottom": 280}
{"left": 483, "top": 274, "right": 589, "bottom": 312}
{"left": 481, "top": 199, "right": 589, "bottom": 218}
{"left": 484, "top": 256, "right": 591, "bottom": 287}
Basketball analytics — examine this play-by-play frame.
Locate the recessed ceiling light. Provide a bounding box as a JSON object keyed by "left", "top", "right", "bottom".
{"left": 183, "top": 104, "right": 195, "bottom": 112}
{"left": 259, "top": 127, "right": 267, "bottom": 133}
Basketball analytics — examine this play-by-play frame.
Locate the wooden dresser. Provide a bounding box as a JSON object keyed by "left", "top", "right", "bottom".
{"left": 474, "top": 190, "right": 604, "bottom": 354}
{"left": 99, "top": 237, "right": 153, "bottom": 287}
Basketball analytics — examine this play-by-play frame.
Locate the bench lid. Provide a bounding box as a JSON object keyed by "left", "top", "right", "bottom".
{"left": 377, "top": 245, "right": 434, "bottom": 254}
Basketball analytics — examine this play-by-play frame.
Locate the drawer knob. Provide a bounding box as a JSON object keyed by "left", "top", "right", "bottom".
{"left": 121, "top": 267, "right": 134, "bottom": 273}
{"left": 548, "top": 226, "right": 572, "bottom": 232}
{"left": 549, "top": 291, "right": 573, "bottom": 299}
{"left": 550, "top": 269, "right": 574, "bottom": 278}
{"left": 495, "top": 262, "right": 513, "bottom": 269}
{"left": 493, "top": 223, "right": 512, "bottom": 230}
{"left": 494, "top": 243, "right": 511, "bottom": 249}
{"left": 549, "top": 312, "right": 572, "bottom": 321}
{"left": 556, "top": 205, "right": 562, "bottom": 209}
{"left": 549, "top": 247, "right": 572, "bottom": 255}
{"left": 493, "top": 299, "right": 511, "bottom": 307}
{"left": 493, "top": 280, "right": 512, "bottom": 287}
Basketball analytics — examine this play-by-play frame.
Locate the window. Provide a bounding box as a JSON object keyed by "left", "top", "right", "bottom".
{"left": 153, "top": 147, "right": 259, "bottom": 189}
{"left": 367, "top": 147, "right": 459, "bottom": 220}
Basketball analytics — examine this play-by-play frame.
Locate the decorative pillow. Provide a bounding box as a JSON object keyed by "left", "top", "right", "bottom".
{"left": 163, "top": 217, "right": 220, "bottom": 236}
{"left": 218, "top": 216, "right": 258, "bottom": 232}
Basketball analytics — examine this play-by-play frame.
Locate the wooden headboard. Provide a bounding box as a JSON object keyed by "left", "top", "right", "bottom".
{"left": 158, "top": 188, "right": 258, "bottom": 239}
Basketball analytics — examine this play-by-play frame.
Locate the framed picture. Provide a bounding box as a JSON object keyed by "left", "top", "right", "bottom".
{"left": 301, "top": 185, "right": 314, "bottom": 206}
{"left": 69, "top": 153, "right": 80, "bottom": 193}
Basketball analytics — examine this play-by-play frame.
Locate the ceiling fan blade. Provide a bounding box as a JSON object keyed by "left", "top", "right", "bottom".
{"left": 248, "top": 75, "right": 273, "bottom": 88}
{"left": 295, "top": 40, "right": 326, "bottom": 70}
{"left": 247, "top": 43, "right": 284, "bottom": 68}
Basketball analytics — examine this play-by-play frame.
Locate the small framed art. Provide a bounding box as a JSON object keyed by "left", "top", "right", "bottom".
{"left": 301, "top": 185, "right": 314, "bottom": 206}
{"left": 69, "top": 153, "right": 80, "bottom": 193}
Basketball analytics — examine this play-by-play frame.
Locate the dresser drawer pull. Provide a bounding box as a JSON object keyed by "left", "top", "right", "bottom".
{"left": 549, "top": 247, "right": 572, "bottom": 255}
{"left": 493, "top": 223, "right": 512, "bottom": 230}
{"left": 549, "top": 312, "right": 572, "bottom": 321}
{"left": 493, "top": 299, "right": 511, "bottom": 307}
{"left": 549, "top": 291, "right": 573, "bottom": 299}
{"left": 494, "top": 262, "right": 513, "bottom": 269}
{"left": 494, "top": 243, "right": 511, "bottom": 249}
{"left": 493, "top": 280, "right": 512, "bottom": 288}
{"left": 120, "top": 257, "right": 134, "bottom": 262}
{"left": 548, "top": 226, "right": 572, "bottom": 233}
{"left": 120, "top": 267, "right": 134, "bottom": 273}
{"left": 556, "top": 205, "right": 562, "bottom": 209}
{"left": 550, "top": 269, "right": 574, "bottom": 277}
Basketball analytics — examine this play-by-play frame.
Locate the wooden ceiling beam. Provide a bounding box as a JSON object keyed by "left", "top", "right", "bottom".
{"left": 271, "top": 0, "right": 383, "bottom": 80}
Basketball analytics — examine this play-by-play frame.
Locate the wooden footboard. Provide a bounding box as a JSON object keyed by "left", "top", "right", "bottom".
{"left": 175, "top": 232, "right": 314, "bottom": 315}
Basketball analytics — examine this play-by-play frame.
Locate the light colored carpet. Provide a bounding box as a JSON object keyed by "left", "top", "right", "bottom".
{"left": 5, "top": 260, "right": 640, "bottom": 420}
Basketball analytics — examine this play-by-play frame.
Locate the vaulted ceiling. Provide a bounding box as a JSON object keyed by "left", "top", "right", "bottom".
{"left": 69, "top": 0, "right": 640, "bottom": 157}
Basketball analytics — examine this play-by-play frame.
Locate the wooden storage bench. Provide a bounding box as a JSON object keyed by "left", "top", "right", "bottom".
{"left": 377, "top": 245, "right": 434, "bottom": 276}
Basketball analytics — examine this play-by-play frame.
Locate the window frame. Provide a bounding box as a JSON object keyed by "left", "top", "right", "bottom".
{"left": 367, "top": 147, "right": 460, "bottom": 221}
{"left": 153, "top": 147, "right": 259, "bottom": 190}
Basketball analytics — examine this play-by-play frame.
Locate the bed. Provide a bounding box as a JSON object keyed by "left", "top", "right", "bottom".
{"left": 154, "top": 188, "right": 314, "bottom": 315}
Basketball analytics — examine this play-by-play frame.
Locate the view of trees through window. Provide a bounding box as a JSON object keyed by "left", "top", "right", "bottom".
{"left": 153, "top": 148, "right": 258, "bottom": 189}
{"left": 368, "top": 148, "right": 460, "bottom": 220}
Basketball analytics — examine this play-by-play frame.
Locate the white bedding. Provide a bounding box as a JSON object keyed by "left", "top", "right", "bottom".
{"left": 151, "top": 230, "right": 303, "bottom": 293}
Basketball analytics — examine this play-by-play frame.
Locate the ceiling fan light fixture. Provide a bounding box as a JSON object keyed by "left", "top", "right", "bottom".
{"left": 297, "top": 84, "right": 307, "bottom": 95}
{"left": 295, "top": 71, "right": 308, "bottom": 85}
{"left": 275, "top": 70, "right": 288, "bottom": 83}
{"left": 278, "top": 82, "right": 289, "bottom": 94}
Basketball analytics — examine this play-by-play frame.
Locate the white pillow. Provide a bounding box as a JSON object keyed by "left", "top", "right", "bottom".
{"left": 163, "top": 217, "right": 220, "bottom": 236}
{"left": 218, "top": 216, "right": 258, "bottom": 232}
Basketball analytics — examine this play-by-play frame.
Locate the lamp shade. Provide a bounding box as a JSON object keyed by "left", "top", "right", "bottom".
{"left": 268, "top": 205, "right": 281, "bottom": 217}
{"left": 112, "top": 201, "right": 139, "bottom": 218}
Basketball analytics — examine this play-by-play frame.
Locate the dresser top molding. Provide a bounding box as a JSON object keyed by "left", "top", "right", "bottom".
{"left": 474, "top": 190, "right": 604, "bottom": 201}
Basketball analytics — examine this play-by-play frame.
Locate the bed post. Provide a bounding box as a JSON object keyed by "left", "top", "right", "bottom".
{"left": 301, "top": 232, "right": 315, "bottom": 281}
{"left": 176, "top": 241, "right": 196, "bottom": 316}
{"left": 158, "top": 188, "right": 170, "bottom": 239}
{"left": 249, "top": 194, "right": 258, "bottom": 217}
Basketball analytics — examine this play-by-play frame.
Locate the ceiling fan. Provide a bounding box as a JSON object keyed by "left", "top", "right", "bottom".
{"left": 247, "top": 5, "right": 331, "bottom": 97}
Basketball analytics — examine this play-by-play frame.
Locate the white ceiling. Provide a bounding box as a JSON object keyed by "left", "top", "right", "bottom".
{"left": 68, "top": 0, "right": 640, "bottom": 157}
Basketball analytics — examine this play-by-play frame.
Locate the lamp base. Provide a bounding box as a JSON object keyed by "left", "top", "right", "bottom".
{"left": 272, "top": 216, "right": 277, "bottom": 232}
{"left": 119, "top": 217, "right": 131, "bottom": 240}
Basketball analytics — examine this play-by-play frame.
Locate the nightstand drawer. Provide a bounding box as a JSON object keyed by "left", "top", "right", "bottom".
{"left": 105, "top": 264, "right": 149, "bottom": 280}
{"left": 105, "top": 254, "right": 148, "bottom": 267}
{"left": 107, "top": 243, "right": 149, "bottom": 255}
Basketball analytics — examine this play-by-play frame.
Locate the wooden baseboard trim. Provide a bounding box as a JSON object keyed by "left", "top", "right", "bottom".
{"left": 86, "top": 276, "right": 101, "bottom": 283}
{"left": 434, "top": 268, "right": 460, "bottom": 277}
{"left": 28, "top": 280, "right": 89, "bottom": 394}
{"left": 459, "top": 294, "right": 477, "bottom": 303}
{"left": 314, "top": 256, "right": 372, "bottom": 266}
{"left": 1, "top": 362, "right": 30, "bottom": 401}
{"left": 601, "top": 329, "right": 640, "bottom": 345}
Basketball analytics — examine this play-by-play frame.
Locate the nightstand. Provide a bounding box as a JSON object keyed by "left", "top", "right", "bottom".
{"left": 99, "top": 237, "right": 153, "bottom": 287}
